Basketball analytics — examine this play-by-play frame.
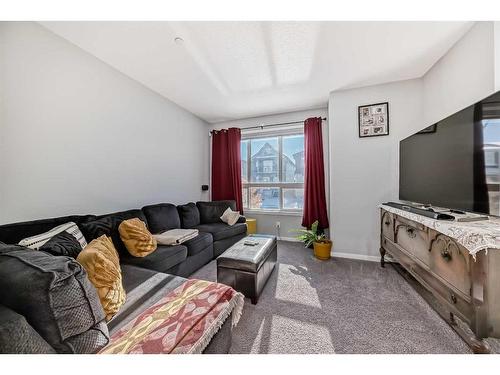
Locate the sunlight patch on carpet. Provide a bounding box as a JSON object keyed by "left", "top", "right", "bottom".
{"left": 273, "top": 263, "right": 322, "bottom": 308}
{"left": 268, "top": 315, "right": 335, "bottom": 354}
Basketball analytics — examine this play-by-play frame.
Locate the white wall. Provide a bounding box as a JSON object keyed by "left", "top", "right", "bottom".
{"left": 329, "top": 79, "right": 423, "bottom": 259}
{"left": 211, "top": 107, "right": 329, "bottom": 238}
{"left": 0, "top": 22, "right": 210, "bottom": 224}
{"left": 423, "top": 22, "right": 495, "bottom": 126}
{"left": 328, "top": 21, "right": 500, "bottom": 260}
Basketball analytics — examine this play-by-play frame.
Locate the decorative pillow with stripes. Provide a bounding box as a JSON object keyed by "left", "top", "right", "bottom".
{"left": 18, "top": 222, "right": 88, "bottom": 253}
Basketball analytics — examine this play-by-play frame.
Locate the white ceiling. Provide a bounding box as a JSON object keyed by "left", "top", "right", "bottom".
{"left": 40, "top": 21, "right": 474, "bottom": 123}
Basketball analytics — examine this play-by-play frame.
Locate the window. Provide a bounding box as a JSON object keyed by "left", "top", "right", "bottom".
{"left": 241, "top": 133, "right": 304, "bottom": 212}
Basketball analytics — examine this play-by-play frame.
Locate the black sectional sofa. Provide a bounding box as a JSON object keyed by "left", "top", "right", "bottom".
{"left": 0, "top": 200, "right": 247, "bottom": 354}
{"left": 0, "top": 200, "right": 246, "bottom": 277}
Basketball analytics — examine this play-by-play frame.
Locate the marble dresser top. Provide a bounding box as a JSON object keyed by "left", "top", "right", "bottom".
{"left": 380, "top": 204, "right": 500, "bottom": 257}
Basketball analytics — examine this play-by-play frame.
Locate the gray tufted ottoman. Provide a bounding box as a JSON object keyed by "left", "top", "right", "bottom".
{"left": 216, "top": 234, "right": 277, "bottom": 304}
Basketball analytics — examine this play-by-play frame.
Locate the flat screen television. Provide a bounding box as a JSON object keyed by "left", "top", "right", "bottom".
{"left": 400, "top": 91, "right": 500, "bottom": 216}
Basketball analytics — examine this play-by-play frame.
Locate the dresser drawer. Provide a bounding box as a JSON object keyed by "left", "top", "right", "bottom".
{"left": 395, "top": 219, "right": 429, "bottom": 266}
{"left": 381, "top": 210, "right": 394, "bottom": 242}
{"left": 429, "top": 235, "right": 471, "bottom": 297}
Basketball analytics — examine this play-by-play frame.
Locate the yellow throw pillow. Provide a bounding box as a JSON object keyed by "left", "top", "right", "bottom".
{"left": 118, "top": 218, "right": 157, "bottom": 257}
{"left": 76, "top": 235, "right": 126, "bottom": 321}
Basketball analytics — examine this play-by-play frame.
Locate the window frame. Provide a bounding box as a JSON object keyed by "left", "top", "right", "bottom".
{"left": 241, "top": 131, "right": 304, "bottom": 214}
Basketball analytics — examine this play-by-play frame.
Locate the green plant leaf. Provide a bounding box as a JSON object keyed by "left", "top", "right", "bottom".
{"left": 311, "top": 221, "right": 319, "bottom": 235}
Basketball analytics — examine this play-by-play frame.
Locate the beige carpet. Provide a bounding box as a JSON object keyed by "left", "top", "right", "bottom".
{"left": 191, "top": 240, "right": 473, "bottom": 354}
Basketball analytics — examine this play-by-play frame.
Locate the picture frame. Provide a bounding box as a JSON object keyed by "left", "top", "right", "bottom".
{"left": 358, "top": 102, "right": 389, "bottom": 138}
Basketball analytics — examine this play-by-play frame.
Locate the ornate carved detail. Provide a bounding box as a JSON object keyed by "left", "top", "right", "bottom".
{"left": 430, "top": 234, "right": 470, "bottom": 270}
{"left": 406, "top": 227, "right": 416, "bottom": 238}
{"left": 381, "top": 212, "right": 393, "bottom": 231}
{"left": 381, "top": 203, "right": 500, "bottom": 257}
{"left": 395, "top": 223, "right": 418, "bottom": 242}
{"left": 380, "top": 208, "right": 500, "bottom": 352}
{"left": 450, "top": 293, "right": 457, "bottom": 304}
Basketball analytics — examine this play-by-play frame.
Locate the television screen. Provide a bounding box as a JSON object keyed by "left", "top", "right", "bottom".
{"left": 400, "top": 91, "right": 500, "bottom": 216}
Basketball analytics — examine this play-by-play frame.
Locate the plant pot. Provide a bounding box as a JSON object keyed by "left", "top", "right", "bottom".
{"left": 313, "top": 240, "right": 332, "bottom": 260}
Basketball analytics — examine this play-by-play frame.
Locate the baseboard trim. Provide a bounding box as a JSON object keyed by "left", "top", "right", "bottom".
{"left": 277, "top": 238, "right": 391, "bottom": 263}
{"left": 331, "top": 251, "right": 383, "bottom": 263}
{"left": 277, "top": 236, "right": 301, "bottom": 242}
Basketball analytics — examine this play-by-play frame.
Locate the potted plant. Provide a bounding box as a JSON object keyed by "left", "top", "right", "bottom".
{"left": 293, "top": 221, "right": 333, "bottom": 260}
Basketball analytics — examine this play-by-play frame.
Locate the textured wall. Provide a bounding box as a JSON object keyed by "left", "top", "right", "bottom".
{"left": 329, "top": 79, "right": 424, "bottom": 259}
{"left": 328, "top": 21, "right": 500, "bottom": 260}
{"left": 423, "top": 22, "right": 495, "bottom": 126}
{"left": 0, "top": 22, "right": 210, "bottom": 223}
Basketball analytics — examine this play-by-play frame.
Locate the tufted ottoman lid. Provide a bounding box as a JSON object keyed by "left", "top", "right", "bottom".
{"left": 216, "top": 234, "right": 277, "bottom": 273}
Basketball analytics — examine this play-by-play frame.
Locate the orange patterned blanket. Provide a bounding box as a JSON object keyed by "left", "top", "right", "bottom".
{"left": 100, "top": 279, "right": 244, "bottom": 354}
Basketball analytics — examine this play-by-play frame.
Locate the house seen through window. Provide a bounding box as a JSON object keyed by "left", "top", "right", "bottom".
{"left": 241, "top": 133, "right": 304, "bottom": 211}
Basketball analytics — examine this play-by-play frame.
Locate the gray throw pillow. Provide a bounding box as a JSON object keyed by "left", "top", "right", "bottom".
{"left": 39, "top": 231, "right": 83, "bottom": 258}
{"left": 177, "top": 202, "right": 201, "bottom": 229}
{"left": 0, "top": 243, "right": 109, "bottom": 353}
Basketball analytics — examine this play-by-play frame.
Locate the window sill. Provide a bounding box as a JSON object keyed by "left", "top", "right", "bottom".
{"left": 243, "top": 209, "right": 303, "bottom": 217}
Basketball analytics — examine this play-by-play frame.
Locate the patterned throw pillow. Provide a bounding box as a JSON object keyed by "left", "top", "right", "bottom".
{"left": 118, "top": 218, "right": 157, "bottom": 257}
{"left": 220, "top": 207, "right": 241, "bottom": 226}
{"left": 76, "top": 235, "right": 126, "bottom": 321}
{"left": 18, "top": 222, "right": 87, "bottom": 251}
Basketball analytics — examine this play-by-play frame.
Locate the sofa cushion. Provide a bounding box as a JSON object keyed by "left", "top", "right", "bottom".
{"left": 142, "top": 203, "right": 181, "bottom": 234}
{"left": 80, "top": 209, "right": 147, "bottom": 255}
{"left": 120, "top": 245, "right": 188, "bottom": 273}
{"left": 196, "top": 201, "right": 237, "bottom": 224}
{"left": 0, "top": 243, "right": 109, "bottom": 353}
{"left": 177, "top": 202, "right": 200, "bottom": 229}
{"left": 118, "top": 218, "right": 157, "bottom": 257}
{"left": 39, "top": 230, "right": 84, "bottom": 258}
{"left": 194, "top": 222, "right": 247, "bottom": 241}
{"left": 182, "top": 232, "right": 213, "bottom": 256}
{"left": 0, "top": 304, "right": 56, "bottom": 353}
{"left": 77, "top": 236, "right": 126, "bottom": 321}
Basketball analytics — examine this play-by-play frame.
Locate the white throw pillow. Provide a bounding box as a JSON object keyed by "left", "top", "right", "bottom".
{"left": 18, "top": 222, "right": 87, "bottom": 250}
{"left": 220, "top": 207, "right": 240, "bottom": 226}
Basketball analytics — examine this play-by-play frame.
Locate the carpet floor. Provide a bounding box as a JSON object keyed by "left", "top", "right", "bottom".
{"left": 191, "top": 240, "right": 473, "bottom": 354}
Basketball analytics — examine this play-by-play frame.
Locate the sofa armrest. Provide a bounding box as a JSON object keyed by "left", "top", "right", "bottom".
{"left": 0, "top": 304, "right": 55, "bottom": 353}
{"left": 237, "top": 216, "right": 246, "bottom": 224}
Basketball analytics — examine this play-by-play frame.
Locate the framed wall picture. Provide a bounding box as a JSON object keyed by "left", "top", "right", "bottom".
{"left": 358, "top": 102, "right": 389, "bottom": 138}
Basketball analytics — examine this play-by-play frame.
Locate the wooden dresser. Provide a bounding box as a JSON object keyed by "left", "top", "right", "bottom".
{"left": 379, "top": 206, "right": 500, "bottom": 353}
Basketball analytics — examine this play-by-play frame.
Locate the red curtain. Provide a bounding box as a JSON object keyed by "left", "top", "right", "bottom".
{"left": 211, "top": 128, "right": 243, "bottom": 213}
{"left": 302, "top": 117, "right": 329, "bottom": 230}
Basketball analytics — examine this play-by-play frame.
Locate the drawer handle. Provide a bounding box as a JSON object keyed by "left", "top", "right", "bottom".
{"left": 406, "top": 227, "right": 416, "bottom": 238}
{"left": 441, "top": 249, "right": 452, "bottom": 262}
{"left": 450, "top": 293, "right": 457, "bottom": 304}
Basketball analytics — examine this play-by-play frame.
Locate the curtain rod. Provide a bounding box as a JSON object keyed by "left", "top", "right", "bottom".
{"left": 210, "top": 117, "right": 327, "bottom": 134}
